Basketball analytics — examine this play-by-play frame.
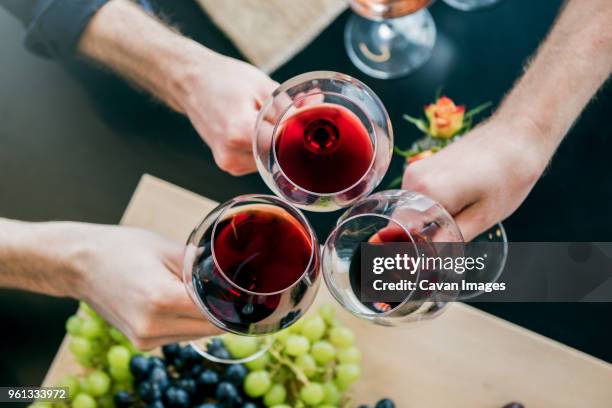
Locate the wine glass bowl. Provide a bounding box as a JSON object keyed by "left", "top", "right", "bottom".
{"left": 183, "top": 194, "right": 321, "bottom": 362}
{"left": 254, "top": 71, "right": 393, "bottom": 212}
{"left": 345, "top": 0, "right": 437, "bottom": 79}
{"left": 322, "top": 190, "right": 465, "bottom": 326}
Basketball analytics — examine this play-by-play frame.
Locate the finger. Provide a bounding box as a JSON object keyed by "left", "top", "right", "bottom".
{"left": 150, "top": 316, "right": 221, "bottom": 339}
{"left": 255, "top": 78, "right": 279, "bottom": 110}
{"left": 130, "top": 326, "right": 224, "bottom": 351}
{"left": 453, "top": 202, "right": 495, "bottom": 242}
{"left": 213, "top": 148, "right": 257, "bottom": 176}
{"left": 224, "top": 108, "right": 261, "bottom": 153}
{"left": 160, "top": 241, "right": 185, "bottom": 276}
{"left": 402, "top": 163, "right": 477, "bottom": 216}
{"left": 152, "top": 275, "right": 209, "bottom": 320}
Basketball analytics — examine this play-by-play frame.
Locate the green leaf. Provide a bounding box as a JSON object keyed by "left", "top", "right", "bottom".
{"left": 393, "top": 145, "right": 418, "bottom": 158}
{"left": 435, "top": 86, "right": 444, "bottom": 100}
{"left": 402, "top": 114, "right": 429, "bottom": 134}
{"left": 464, "top": 101, "right": 493, "bottom": 119}
{"left": 387, "top": 175, "right": 403, "bottom": 189}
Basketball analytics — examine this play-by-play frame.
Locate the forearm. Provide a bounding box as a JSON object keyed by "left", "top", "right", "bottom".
{"left": 77, "top": 0, "right": 212, "bottom": 112}
{"left": 494, "top": 0, "right": 612, "bottom": 164}
{"left": 0, "top": 219, "right": 85, "bottom": 298}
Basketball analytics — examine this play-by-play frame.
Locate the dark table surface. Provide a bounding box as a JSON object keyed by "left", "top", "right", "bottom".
{"left": 1, "top": 0, "right": 611, "bottom": 387}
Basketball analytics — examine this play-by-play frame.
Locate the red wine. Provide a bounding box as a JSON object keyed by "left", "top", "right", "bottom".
{"left": 275, "top": 104, "right": 374, "bottom": 194}
{"left": 192, "top": 205, "right": 319, "bottom": 334}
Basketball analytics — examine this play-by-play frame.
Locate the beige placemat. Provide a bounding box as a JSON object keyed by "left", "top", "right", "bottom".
{"left": 195, "top": 0, "right": 347, "bottom": 73}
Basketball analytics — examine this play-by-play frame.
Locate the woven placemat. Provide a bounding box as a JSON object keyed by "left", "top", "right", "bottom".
{"left": 195, "top": 0, "right": 347, "bottom": 73}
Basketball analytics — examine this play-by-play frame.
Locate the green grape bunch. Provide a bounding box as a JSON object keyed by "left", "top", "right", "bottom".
{"left": 30, "top": 302, "right": 141, "bottom": 408}
{"left": 242, "top": 304, "right": 362, "bottom": 407}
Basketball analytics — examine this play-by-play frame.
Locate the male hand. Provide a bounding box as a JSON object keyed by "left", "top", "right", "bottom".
{"left": 69, "top": 223, "right": 219, "bottom": 349}
{"left": 402, "top": 120, "right": 546, "bottom": 241}
{"left": 173, "top": 51, "right": 278, "bottom": 176}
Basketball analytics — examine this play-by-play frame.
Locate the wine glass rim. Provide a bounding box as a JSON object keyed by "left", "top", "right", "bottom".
{"left": 206, "top": 194, "right": 319, "bottom": 296}
{"left": 323, "top": 212, "right": 428, "bottom": 317}
{"left": 270, "top": 95, "right": 379, "bottom": 197}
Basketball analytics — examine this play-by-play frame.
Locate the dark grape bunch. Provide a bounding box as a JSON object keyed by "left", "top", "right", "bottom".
{"left": 112, "top": 342, "right": 256, "bottom": 408}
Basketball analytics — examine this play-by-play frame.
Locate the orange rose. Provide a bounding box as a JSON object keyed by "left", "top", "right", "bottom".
{"left": 424, "top": 96, "right": 465, "bottom": 139}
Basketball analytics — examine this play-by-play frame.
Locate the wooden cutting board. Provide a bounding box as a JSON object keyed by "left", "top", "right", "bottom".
{"left": 43, "top": 175, "right": 612, "bottom": 407}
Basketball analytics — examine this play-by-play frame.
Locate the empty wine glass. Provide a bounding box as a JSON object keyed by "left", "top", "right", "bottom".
{"left": 183, "top": 195, "right": 321, "bottom": 362}
{"left": 345, "top": 0, "right": 437, "bottom": 79}
{"left": 254, "top": 71, "right": 393, "bottom": 212}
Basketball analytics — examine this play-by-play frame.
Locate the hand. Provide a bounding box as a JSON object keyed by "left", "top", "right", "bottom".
{"left": 79, "top": 0, "right": 278, "bottom": 175}
{"left": 68, "top": 223, "right": 219, "bottom": 349}
{"left": 402, "top": 120, "right": 547, "bottom": 241}
{"left": 174, "top": 50, "right": 278, "bottom": 176}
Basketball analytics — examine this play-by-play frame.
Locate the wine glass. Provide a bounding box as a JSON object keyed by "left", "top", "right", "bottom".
{"left": 254, "top": 71, "right": 393, "bottom": 212}
{"left": 443, "top": 0, "right": 502, "bottom": 11}
{"left": 322, "top": 189, "right": 464, "bottom": 326}
{"left": 344, "top": 0, "right": 437, "bottom": 79}
{"left": 182, "top": 195, "right": 321, "bottom": 362}
{"left": 322, "top": 190, "right": 508, "bottom": 326}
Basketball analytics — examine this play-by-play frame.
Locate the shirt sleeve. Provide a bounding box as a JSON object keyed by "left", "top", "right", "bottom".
{"left": 0, "top": 0, "right": 110, "bottom": 58}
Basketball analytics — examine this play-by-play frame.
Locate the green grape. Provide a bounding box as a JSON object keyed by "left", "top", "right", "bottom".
{"left": 311, "top": 341, "right": 335, "bottom": 364}
{"left": 299, "top": 382, "right": 324, "bottom": 405}
{"left": 109, "top": 365, "right": 132, "bottom": 382}
{"left": 334, "top": 378, "right": 350, "bottom": 392}
{"left": 76, "top": 355, "right": 94, "bottom": 368}
{"left": 85, "top": 370, "right": 111, "bottom": 397}
{"left": 300, "top": 315, "right": 326, "bottom": 342}
{"left": 89, "top": 340, "right": 104, "bottom": 356}
{"left": 97, "top": 394, "right": 114, "bottom": 408}
{"left": 79, "top": 319, "right": 105, "bottom": 340}
{"left": 108, "top": 327, "right": 127, "bottom": 343}
{"left": 28, "top": 402, "right": 52, "bottom": 408}
{"left": 72, "top": 393, "right": 97, "bottom": 408}
{"left": 58, "top": 375, "right": 80, "bottom": 400}
{"left": 294, "top": 354, "right": 317, "bottom": 378}
{"left": 79, "top": 302, "right": 100, "bottom": 319}
{"left": 284, "top": 335, "right": 310, "bottom": 356}
{"left": 335, "top": 363, "right": 361, "bottom": 385}
{"left": 244, "top": 370, "right": 272, "bottom": 398}
{"left": 107, "top": 345, "right": 131, "bottom": 370}
{"left": 224, "top": 335, "right": 260, "bottom": 358}
{"left": 274, "top": 329, "right": 291, "bottom": 343}
{"left": 126, "top": 342, "right": 140, "bottom": 355}
{"left": 288, "top": 317, "right": 306, "bottom": 333}
{"left": 69, "top": 337, "right": 93, "bottom": 358}
{"left": 322, "top": 381, "right": 341, "bottom": 405}
{"left": 328, "top": 327, "right": 355, "bottom": 348}
{"left": 318, "top": 304, "right": 336, "bottom": 324}
{"left": 318, "top": 405, "right": 337, "bottom": 408}
{"left": 337, "top": 346, "right": 362, "bottom": 363}
{"left": 245, "top": 352, "right": 270, "bottom": 371}
{"left": 65, "top": 316, "right": 83, "bottom": 336}
{"left": 263, "top": 383, "right": 287, "bottom": 406}
{"left": 269, "top": 405, "right": 292, "bottom": 408}
{"left": 79, "top": 378, "right": 91, "bottom": 394}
